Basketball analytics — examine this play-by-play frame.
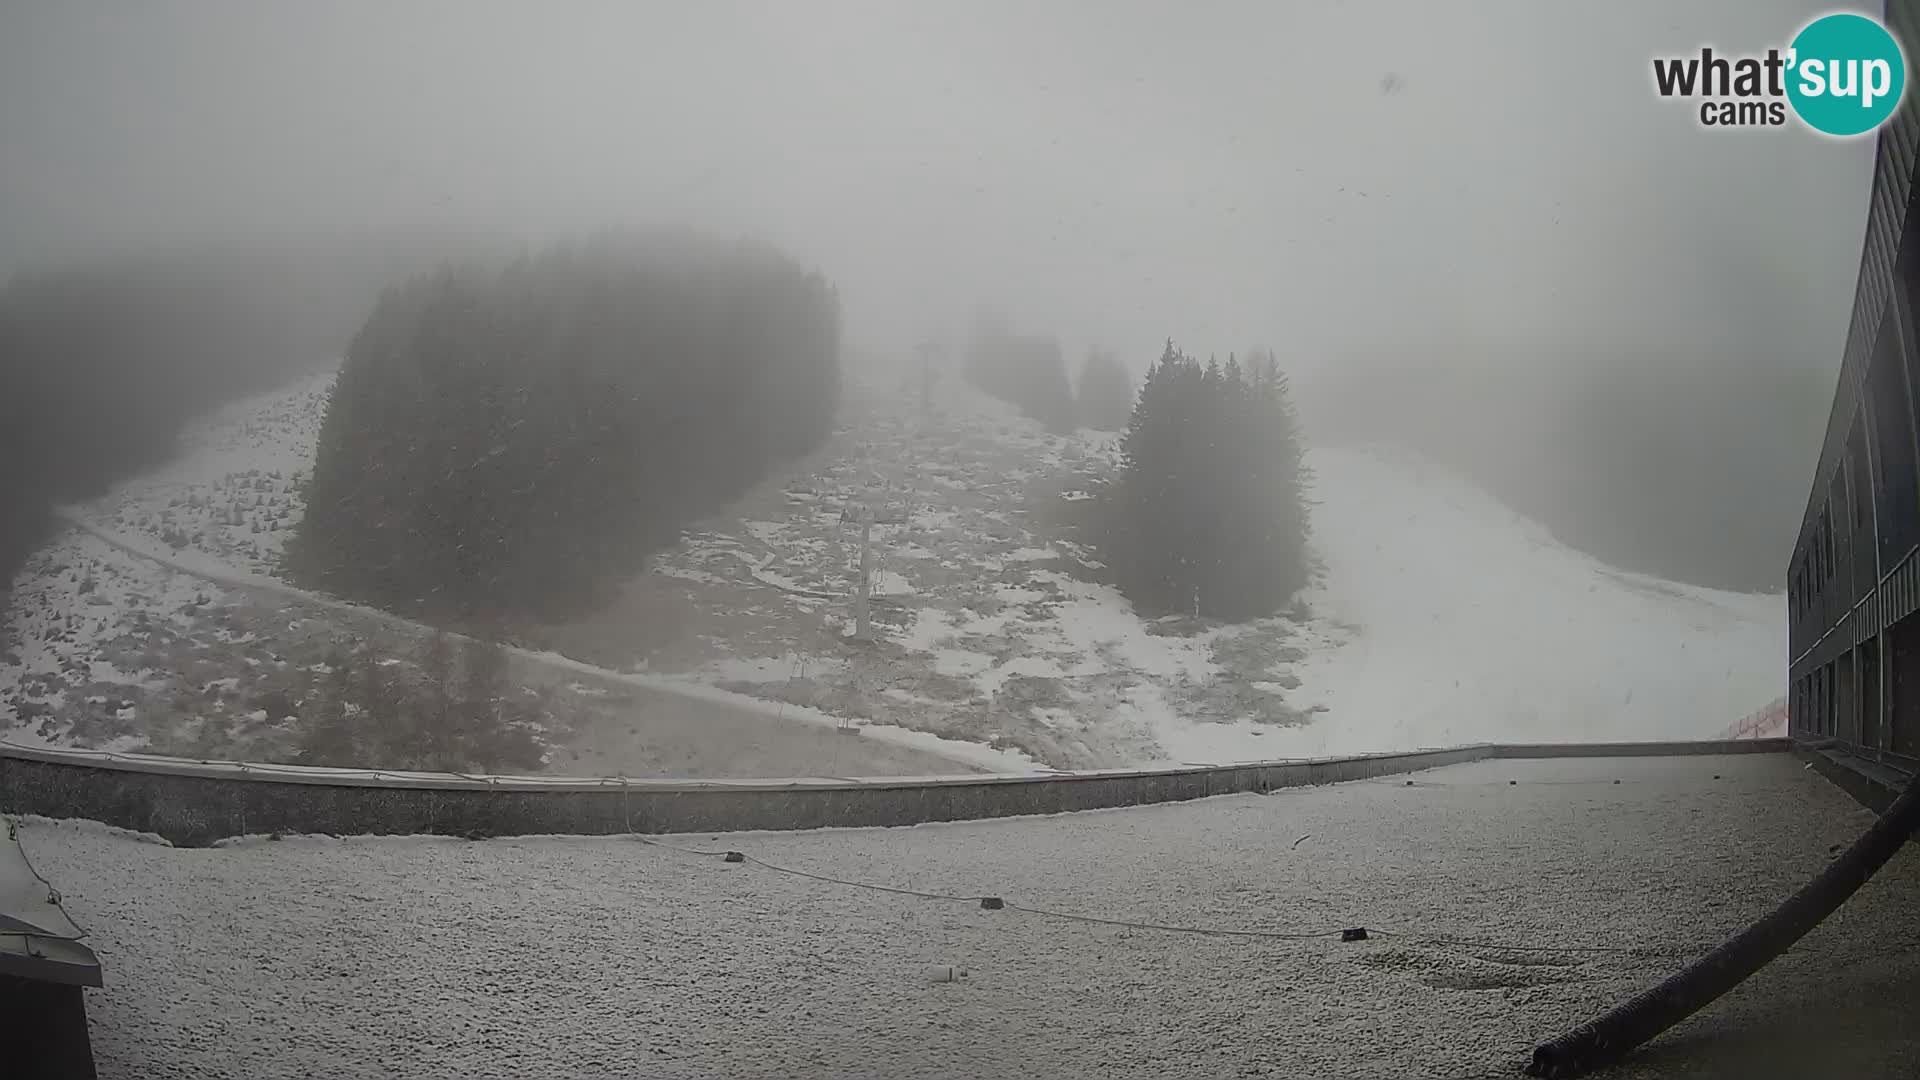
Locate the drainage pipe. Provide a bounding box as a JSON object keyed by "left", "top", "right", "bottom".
{"left": 1527, "top": 773, "right": 1920, "bottom": 1078}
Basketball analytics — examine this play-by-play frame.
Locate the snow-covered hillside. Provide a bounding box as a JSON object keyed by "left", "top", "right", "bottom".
{"left": 76, "top": 366, "right": 334, "bottom": 578}
{"left": 1, "top": 359, "right": 1787, "bottom": 773}
{"left": 1199, "top": 445, "right": 1786, "bottom": 761}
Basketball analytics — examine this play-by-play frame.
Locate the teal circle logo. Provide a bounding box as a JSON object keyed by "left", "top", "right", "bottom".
{"left": 1787, "top": 13, "right": 1907, "bottom": 136}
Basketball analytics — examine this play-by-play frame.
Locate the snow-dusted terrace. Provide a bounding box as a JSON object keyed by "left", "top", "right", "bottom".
{"left": 25, "top": 751, "right": 1920, "bottom": 1079}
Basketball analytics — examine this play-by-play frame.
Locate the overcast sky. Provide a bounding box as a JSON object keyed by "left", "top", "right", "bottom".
{"left": 0, "top": 0, "right": 1881, "bottom": 374}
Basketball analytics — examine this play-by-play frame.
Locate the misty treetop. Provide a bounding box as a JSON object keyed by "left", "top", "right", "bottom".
{"left": 1075, "top": 348, "right": 1133, "bottom": 432}
{"left": 1100, "top": 342, "right": 1310, "bottom": 622}
{"left": 290, "top": 229, "right": 843, "bottom": 617}
{"left": 964, "top": 316, "right": 1078, "bottom": 433}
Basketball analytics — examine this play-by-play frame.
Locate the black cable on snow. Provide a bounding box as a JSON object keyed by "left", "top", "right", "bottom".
{"left": 1526, "top": 775, "right": 1920, "bottom": 1078}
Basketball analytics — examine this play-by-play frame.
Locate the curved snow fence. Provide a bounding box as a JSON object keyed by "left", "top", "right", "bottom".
{"left": 0, "top": 739, "right": 1786, "bottom": 848}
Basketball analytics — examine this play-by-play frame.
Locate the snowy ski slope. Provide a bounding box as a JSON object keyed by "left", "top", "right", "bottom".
{"left": 2, "top": 362, "right": 1787, "bottom": 772}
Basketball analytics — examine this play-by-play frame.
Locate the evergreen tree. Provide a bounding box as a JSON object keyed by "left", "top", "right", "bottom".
{"left": 289, "top": 229, "right": 844, "bottom": 617}
{"left": 0, "top": 235, "right": 499, "bottom": 602}
{"left": 1101, "top": 341, "right": 1310, "bottom": 621}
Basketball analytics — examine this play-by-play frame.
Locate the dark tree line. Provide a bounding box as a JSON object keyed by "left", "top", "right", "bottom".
{"left": 297, "top": 632, "right": 544, "bottom": 773}
{"left": 964, "top": 315, "right": 1078, "bottom": 433}
{"left": 290, "top": 229, "right": 843, "bottom": 618}
{"left": 1075, "top": 348, "right": 1134, "bottom": 431}
{"left": 1099, "top": 342, "right": 1311, "bottom": 621}
{"left": 0, "top": 232, "right": 499, "bottom": 602}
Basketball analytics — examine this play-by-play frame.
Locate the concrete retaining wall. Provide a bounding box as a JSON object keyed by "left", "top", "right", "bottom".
{"left": 0, "top": 740, "right": 1784, "bottom": 847}
{"left": 1491, "top": 739, "right": 1790, "bottom": 758}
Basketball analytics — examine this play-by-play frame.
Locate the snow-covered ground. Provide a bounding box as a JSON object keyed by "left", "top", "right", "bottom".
{"left": 77, "top": 366, "right": 334, "bottom": 578}
{"left": 29, "top": 753, "right": 1920, "bottom": 1079}
{"left": 1179, "top": 445, "right": 1787, "bottom": 762}
{"left": 539, "top": 369, "right": 1787, "bottom": 768}
{"left": 0, "top": 514, "right": 1032, "bottom": 776}
{"left": 2, "top": 359, "right": 1788, "bottom": 774}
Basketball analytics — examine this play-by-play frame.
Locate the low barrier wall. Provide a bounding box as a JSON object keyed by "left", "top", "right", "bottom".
{"left": 0, "top": 739, "right": 1784, "bottom": 847}
{"left": 1490, "top": 739, "right": 1789, "bottom": 758}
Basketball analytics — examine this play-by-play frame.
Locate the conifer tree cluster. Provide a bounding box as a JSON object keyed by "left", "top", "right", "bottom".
{"left": 0, "top": 235, "right": 494, "bottom": 604}
{"left": 1075, "top": 348, "right": 1134, "bottom": 432}
{"left": 963, "top": 315, "right": 1077, "bottom": 433}
{"left": 289, "top": 229, "right": 842, "bottom": 617}
{"left": 1100, "top": 341, "right": 1311, "bottom": 621}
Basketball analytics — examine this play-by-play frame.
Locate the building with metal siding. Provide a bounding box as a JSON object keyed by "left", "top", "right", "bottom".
{"left": 1787, "top": 0, "right": 1920, "bottom": 768}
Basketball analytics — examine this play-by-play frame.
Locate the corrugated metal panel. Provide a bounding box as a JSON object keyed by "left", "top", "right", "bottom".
{"left": 1776, "top": 6, "right": 1920, "bottom": 696}
{"left": 1793, "top": 103, "right": 1920, "bottom": 569}
{"left": 1871, "top": 175, "right": 1897, "bottom": 264}
{"left": 1792, "top": 545, "right": 1920, "bottom": 681}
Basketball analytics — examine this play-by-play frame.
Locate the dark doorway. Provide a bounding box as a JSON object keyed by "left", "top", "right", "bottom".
{"left": 1892, "top": 616, "right": 1920, "bottom": 758}
{"left": 1859, "top": 641, "right": 1883, "bottom": 750}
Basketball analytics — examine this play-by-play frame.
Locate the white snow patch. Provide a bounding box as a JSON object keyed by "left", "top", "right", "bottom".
{"left": 744, "top": 521, "right": 787, "bottom": 545}
{"left": 932, "top": 648, "right": 995, "bottom": 678}
{"left": 752, "top": 568, "right": 804, "bottom": 592}
{"left": 702, "top": 656, "right": 848, "bottom": 683}
{"left": 1240, "top": 446, "right": 1786, "bottom": 760}
{"left": 976, "top": 655, "right": 1070, "bottom": 697}
{"left": 652, "top": 566, "right": 726, "bottom": 586}
{"left": 1037, "top": 574, "right": 1217, "bottom": 683}
{"left": 894, "top": 608, "right": 953, "bottom": 652}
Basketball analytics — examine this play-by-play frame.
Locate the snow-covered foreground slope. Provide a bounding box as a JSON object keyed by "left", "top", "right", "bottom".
{"left": 33, "top": 754, "right": 1911, "bottom": 1080}
{"left": 3, "top": 360, "right": 1787, "bottom": 774}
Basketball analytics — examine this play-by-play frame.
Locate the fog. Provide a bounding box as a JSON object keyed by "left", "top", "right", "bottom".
{"left": 0, "top": 1, "right": 1873, "bottom": 357}
{"left": 0, "top": 0, "right": 1882, "bottom": 586}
